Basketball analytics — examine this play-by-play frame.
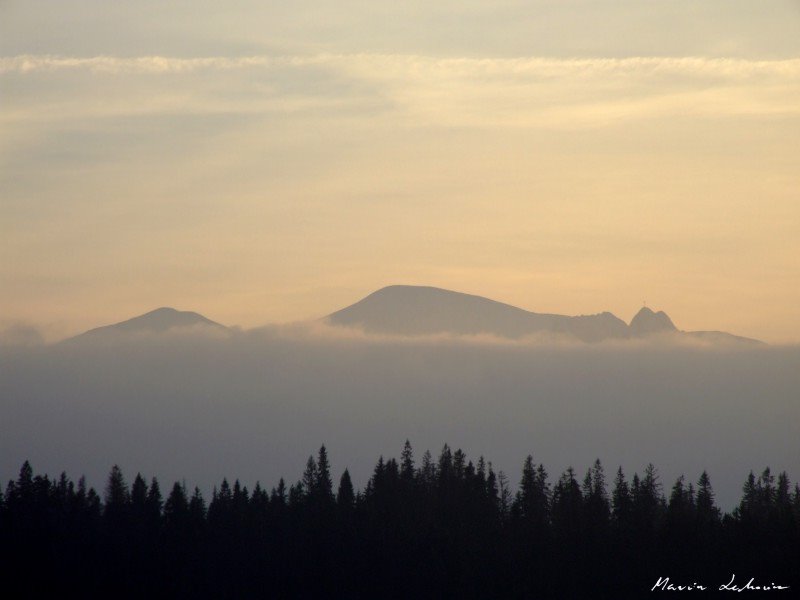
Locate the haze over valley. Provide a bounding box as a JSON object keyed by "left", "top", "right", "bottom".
{"left": 2, "top": 285, "right": 795, "bottom": 511}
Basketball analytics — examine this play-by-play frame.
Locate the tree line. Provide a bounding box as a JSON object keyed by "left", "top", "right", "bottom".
{"left": 1, "top": 443, "right": 798, "bottom": 598}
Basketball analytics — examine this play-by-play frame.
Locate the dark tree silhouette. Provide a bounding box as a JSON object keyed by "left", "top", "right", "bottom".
{"left": 2, "top": 451, "right": 797, "bottom": 599}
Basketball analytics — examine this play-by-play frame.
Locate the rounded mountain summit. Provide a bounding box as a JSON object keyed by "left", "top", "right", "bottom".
{"left": 326, "top": 285, "right": 761, "bottom": 344}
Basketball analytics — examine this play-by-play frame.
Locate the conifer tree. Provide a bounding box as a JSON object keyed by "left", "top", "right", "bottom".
{"left": 165, "top": 482, "right": 189, "bottom": 521}
{"left": 16, "top": 461, "right": 34, "bottom": 507}
{"left": 738, "top": 471, "right": 758, "bottom": 519}
{"left": 438, "top": 445, "right": 453, "bottom": 483}
{"left": 420, "top": 450, "right": 435, "bottom": 489}
{"left": 251, "top": 482, "right": 268, "bottom": 516}
{"left": 498, "top": 470, "right": 511, "bottom": 521}
{"left": 667, "top": 475, "right": 696, "bottom": 530}
{"left": 776, "top": 472, "right": 791, "bottom": 509}
{"left": 75, "top": 476, "right": 88, "bottom": 510}
{"left": 516, "top": 455, "right": 536, "bottom": 519}
{"left": 774, "top": 472, "right": 793, "bottom": 534}
{"left": 400, "top": 440, "right": 415, "bottom": 482}
{"left": 86, "top": 487, "right": 102, "bottom": 518}
{"left": 758, "top": 467, "right": 776, "bottom": 511}
{"left": 189, "top": 487, "right": 206, "bottom": 522}
{"left": 104, "top": 465, "right": 130, "bottom": 522}
{"left": 288, "top": 483, "right": 304, "bottom": 507}
{"left": 696, "top": 471, "right": 720, "bottom": 524}
{"left": 370, "top": 456, "right": 386, "bottom": 497}
{"left": 582, "top": 469, "right": 593, "bottom": 498}
{"left": 130, "top": 473, "right": 148, "bottom": 521}
{"left": 486, "top": 464, "right": 500, "bottom": 515}
{"left": 668, "top": 475, "right": 687, "bottom": 510}
{"left": 55, "top": 472, "right": 70, "bottom": 507}
{"left": 515, "top": 456, "right": 550, "bottom": 527}
{"left": 583, "top": 459, "right": 610, "bottom": 532}
{"left": 453, "top": 449, "right": 466, "bottom": 479}
{"left": 232, "top": 480, "right": 249, "bottom": 519}
{"left": 271, "top": 479, "right": 287, "bottom": 507}
{"left": 145, "top": 478, "right": 163, "bottom": 521}
{"left": 552, "top": 467, "right": 582, "bottom": 536}
{"left": 337, "top": 469, "right": 355, "bottom": 511}
{"left": 302, "top": 456, "right": 318, "bottom": 499}
{"left": 611, "top": 468, "right": 633, "bottom": 548}
{"left": 316, "top": 446, "right": 335, "bottom": 505}
{"left": 634, "top": 464, "right": 664, "bottom": 530}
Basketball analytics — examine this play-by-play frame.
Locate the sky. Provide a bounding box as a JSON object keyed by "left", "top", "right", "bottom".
{"left": 2, "top": 1, "right": 800, "bottom": 343}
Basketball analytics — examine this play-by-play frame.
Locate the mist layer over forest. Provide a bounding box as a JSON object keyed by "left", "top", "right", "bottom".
{"left": 2, "top": 328, "right": 798, "bottom": 509}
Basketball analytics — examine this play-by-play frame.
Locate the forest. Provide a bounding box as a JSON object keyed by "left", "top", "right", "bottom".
{"left": 2, "top": 443, "right": 798, "bottom": 598}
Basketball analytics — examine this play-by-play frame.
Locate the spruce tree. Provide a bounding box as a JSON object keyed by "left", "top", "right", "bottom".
{"left": 758, "top": 467, "right": 776, "bottom": 511}
{"left": 667, "top": 475, "right": 695, "bottom": 531}
{"left": 145, "top": 478, "right": 163, "bottom": 521}
{"left": 104, "top": 465, "right": 130, "bottom": 522}
{"left": 130, "top": 474, "right": 148, "bottom": 521}
{"left": 552, "top": 467, "right": 582, "bottom": 536}
{"left": 696, "top": 471, "right": 720, "bottom": 524}
{"left": 453, "top": 449, "right": 466, "bottom": 480}
{"left": 164, "top": 482, "right": 189, "bottom": 527}
{"left": 738, "top": 471, "right": 758, "bottom": 520}
{"left": 316, "top": 446, "right": 335, "bottom": 505}
{"left": 400, "top": 440, "right": 415, "bottom": 482}
{"left": 610, "top": 468, "right": 633, "bottom": 559}
{"left": 792, "top": 484, "right": 800, "bottom": 524}
{"left": 420, "top": 450, "right": 435, "bottom": 489}
{"left": 302, "top": 456, "right": 318, "bottom": 499}
{"left": 337, "top": 469, "right": 355, "bottom": 511}
{"left": 486, "top": 464, "right": 500, "bottom": 515}
{"left": 517, "top": 455, "right": 536, "bottom": 520}
{"left": 16, "top": 461, "right": 34, "bottom": 506}
{"left": 498, "top": 471, "right": 511, "bottom": 521}
{"left": 189, "top": 487, "right": 206, "bottom": 522}
{"left": 288, "top": 483, "right": 304, "bottom": 507}
{"left": 271, "top": 479, "right": 287, "bottom": 507}
{"left": 438, "top": 445, "right": 453, "bottom": 483}
{"left": 584, "top": 459, "right": 610, "bottom": 533}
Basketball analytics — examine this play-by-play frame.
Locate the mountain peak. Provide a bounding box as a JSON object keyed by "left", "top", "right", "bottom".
{"left": 147, "top": 306, "right": 181, "bottom": 315}
{"left": 65, "top": 307, "right": 226, "bottom": 343}
{"left": 327, "top": 285, "right": 629, "bottom": 342}
{"left": 629, "top": 306, "right": 677, "bottom": 337}
{"left": 325, "top": 286, "right": 761, "bottom": 344}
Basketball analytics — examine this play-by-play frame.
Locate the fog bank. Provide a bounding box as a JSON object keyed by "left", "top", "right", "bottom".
{"left": 1, "top": 330, "right": 798, "bottom": 509}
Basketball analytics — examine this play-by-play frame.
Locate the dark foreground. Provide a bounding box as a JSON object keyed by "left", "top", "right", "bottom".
{"left": 2, "top": 444, "right": 798, "bottom": 598}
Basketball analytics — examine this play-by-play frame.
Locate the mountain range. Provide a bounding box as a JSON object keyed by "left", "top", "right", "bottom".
{"left": 61, "top": 285, "right": 762, "bottom": 345}
{"left": 326, "top": 285, "right": 761, "bottom": 344}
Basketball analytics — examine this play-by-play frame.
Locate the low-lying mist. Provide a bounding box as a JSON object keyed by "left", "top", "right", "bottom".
{"left": 1, "top": 325, "right": 798, "bottom": 510}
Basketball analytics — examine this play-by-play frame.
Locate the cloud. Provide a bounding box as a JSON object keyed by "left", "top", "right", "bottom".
{"left": 233, "top": 319, "right": 764, "bottom": 353}
{"left": 2, "top": 54, "right": 799, "bottom": 128}
{"left": 1, "top": 326, "right": 798, "bottom": 511}
{"left": 0, "top": 55, "right": 304, "bottom": 75}
{"left": 3, "top": 54, "right": 799, "bottom": 78}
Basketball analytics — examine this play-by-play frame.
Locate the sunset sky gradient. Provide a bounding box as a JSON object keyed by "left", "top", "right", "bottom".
{"left": 2, "top": 1, "right": 799, "bottom": 342}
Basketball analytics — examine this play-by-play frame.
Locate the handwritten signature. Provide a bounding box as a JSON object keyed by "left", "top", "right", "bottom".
{"left": 652, "top": 575, "right": 790, "bottom": 592}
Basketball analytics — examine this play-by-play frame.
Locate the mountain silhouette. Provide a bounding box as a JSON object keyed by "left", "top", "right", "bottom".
{"left": 326, "top": 285, "right": 762, "bottom": 344}
{"left": 59, "top": 289, "right": 762, "bottom": 345}
{"left": 326, "top": 285, "right": 629, "bottom": 342}
{"left": 629, "top": 306, "right": 677, "bottom": 337}
{"left": 64, "top": 307, "right": 227, "bottom": 343}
